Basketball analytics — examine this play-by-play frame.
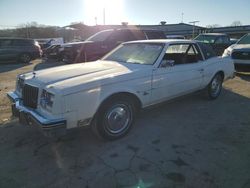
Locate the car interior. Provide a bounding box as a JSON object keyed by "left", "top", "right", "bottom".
{"left": 162, "top": 44, "right": 202, "bottom": 65}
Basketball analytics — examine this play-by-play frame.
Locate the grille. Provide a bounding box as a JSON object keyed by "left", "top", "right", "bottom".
{"left": 22, "top": 84, "right": 39, "bottom": 109}
{"left": 232, "top": 51, "right": 250, "bottom": 60}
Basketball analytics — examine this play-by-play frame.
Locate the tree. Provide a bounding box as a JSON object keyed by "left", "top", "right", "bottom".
{"left": 160, "top": 21, "right": 167, "bottom": 25}
{"left": 231, "top": 21, "right": 242, "bottom": 27}
{"left": 206, "top": 24, "right": 221, "bottom": 28}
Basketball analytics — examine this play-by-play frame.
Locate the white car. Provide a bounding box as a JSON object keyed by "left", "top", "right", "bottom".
{"left": 8, "top": 40, "right": 235, "bottom": 140}
{"left": 223, "top": 33, "right": 250, "bottom": 65}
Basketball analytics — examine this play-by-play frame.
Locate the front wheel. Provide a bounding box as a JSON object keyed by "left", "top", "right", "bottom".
{"left": 19, "top": 53, "right": 31, "bottom": 63}
{"left": 93, "top": 97, "right": 136, "bottom": 140}
{"left": 207, "top": 73, "right": 223, "bottom": 99}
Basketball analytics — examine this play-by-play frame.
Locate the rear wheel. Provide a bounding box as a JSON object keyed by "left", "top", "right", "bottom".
{"left": 19, "top": 53, "right": 31, "bottom": 63}
{"left": 92, "top": 96, "right": 136, "bottom": 140}
{"left": 207, "top": 73, "right": 223, "bottom": 99}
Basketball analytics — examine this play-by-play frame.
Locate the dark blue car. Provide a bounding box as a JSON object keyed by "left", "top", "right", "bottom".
{"left": 0, "top": 37, "right": 42, "bottom": 63}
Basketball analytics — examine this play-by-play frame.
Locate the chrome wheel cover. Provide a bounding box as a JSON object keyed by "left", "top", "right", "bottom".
{"left": 20, "top": 54, "right": 30, "bottom": 62}
{"left": 211, "top": 75, "right": 222, "bottom": 96}
{"left": 104, "top": 104, "right": 131, "bottom": 134}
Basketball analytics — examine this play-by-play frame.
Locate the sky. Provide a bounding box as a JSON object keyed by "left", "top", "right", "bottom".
{"left": 0, "top": 0, "right": 250, "bottom": 28}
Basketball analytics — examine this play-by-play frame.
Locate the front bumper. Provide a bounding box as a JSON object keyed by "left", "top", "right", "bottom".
{"left": 7, "top": 91, "right": 66, "bottom": 137}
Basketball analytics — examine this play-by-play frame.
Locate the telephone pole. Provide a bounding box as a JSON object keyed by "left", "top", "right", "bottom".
{"left": 189, "top": 21, "right": 199, "bottom": 38}
{"left": 103, "top": 8, "right": 106, "bottom": 25}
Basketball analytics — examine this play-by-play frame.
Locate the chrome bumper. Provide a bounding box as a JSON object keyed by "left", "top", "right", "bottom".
{"left": 7, "top": 91, "right": 66, "bottom": 137}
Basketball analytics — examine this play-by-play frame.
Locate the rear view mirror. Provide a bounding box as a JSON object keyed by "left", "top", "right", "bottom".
{"left": 160, "top": 60, "right": 175, "bottom": 68}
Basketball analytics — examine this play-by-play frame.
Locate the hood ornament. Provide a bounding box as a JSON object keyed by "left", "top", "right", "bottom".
{"left": 32, "top": 71, "right": 36, "bottom": 78}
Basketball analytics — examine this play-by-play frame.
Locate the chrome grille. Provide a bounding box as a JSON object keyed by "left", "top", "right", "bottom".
{"left": 22, "top": 84, "right": 39, "bottom": 109}
{"left": 232, "top": 51, "right": 250, "bottom": 60}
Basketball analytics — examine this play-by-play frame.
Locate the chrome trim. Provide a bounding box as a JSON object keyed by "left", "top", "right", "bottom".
{"left": 7, "top": 91, "right": 66, "bottom": 129}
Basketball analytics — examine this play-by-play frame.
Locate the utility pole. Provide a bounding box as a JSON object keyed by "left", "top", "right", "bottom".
{"left": 181, "top": 13, "right": 184, "bottom": 23}
{"left": 95, "top": 17, "right": 97, "bottom": 25}
{"left": 189, "top": 21, "right": 199, "bottom": 38}
{"left": 103, "top": 8, "right": 106, "bottom": 25}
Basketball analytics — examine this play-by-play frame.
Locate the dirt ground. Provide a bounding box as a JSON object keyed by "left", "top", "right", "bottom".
{"left": 0, "top": 60, "right": 250, "bottom": 188}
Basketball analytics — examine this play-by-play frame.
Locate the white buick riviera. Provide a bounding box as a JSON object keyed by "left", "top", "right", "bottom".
{"left": 8, "top": 40, "right": 235, "bottom": 140}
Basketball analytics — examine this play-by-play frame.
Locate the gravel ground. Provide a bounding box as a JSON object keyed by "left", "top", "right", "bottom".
{"left": 0, "top": 60, "right": 250, "bottom": 188}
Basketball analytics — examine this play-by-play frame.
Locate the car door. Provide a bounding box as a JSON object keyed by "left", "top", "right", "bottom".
{"left": 151, "top": 43, "right": 204, "bottom": 104}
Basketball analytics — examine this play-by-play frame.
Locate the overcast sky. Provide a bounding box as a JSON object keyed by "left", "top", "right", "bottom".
{"left": 0, "top": 0, "right": 250, "bottom": 28}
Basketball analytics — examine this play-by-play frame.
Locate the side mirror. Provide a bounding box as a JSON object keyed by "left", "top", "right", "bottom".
{"left": 160, "top": 60, "right": 175, "bottom": 68}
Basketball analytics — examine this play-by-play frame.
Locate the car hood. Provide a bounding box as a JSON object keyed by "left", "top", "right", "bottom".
{"left": 228, "top": 44, "right": 250, "bottom": 52}
{"left": 23, "top": 60, "right": 151, "bottom": 95}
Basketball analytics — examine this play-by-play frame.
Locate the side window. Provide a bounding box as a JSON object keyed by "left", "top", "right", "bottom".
{"left": 221, "top": 36, "right": 230, "bottom": 43}
{"left": 163, "top": 44, "right": 201, "bottom": 65}
{"left": 107, "top": 31, "right": 133, "bottom": 43}
{"left": 215, "top": 37, "right": 225, "bottom": 44}
{"left": 198, "top": 42, "right": 216, "bottom": 59}
{"left": 145, "top": 31, "right": 166, "bottom": 39}
{"left": 130, "top": 30, "right": 146, "bottom": 40}
{"left": 215, "top": 36, "right": 230, "bottom": 44}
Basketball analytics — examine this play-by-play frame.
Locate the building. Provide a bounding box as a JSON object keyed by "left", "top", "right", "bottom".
{"left": 62, "top": 22, "right": 250, "bottom": 42}
{"left": 62, "top": 22, "right": 206, "bottom": 41}
{"left": 205, "top": 25, "right": 250, "bottom": 39}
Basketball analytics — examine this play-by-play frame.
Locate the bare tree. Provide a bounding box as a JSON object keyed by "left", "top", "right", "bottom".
{"left": 160, "top": 21, "right": 167, "bottom": 25}
{"left": 206, "top": 24, "right": 221, "bottom": 28}
{"left": 231, "top": 21, "right": 242, "bottom": 27}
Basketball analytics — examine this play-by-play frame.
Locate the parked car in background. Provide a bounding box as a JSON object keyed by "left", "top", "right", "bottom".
{"left": 223, "top": 33, "right": 250, "bottom": 67}
{"left": 60, "top": 41, "right": 87, "bottom": 63}
{"left": 60, "top": 28, "right": 166, "bottom": 63}
{"left": 8, "top": 39, "right": 235, "bottom": 140}
{"left": 0, "top": 37, "right": 42, "bottom": 63}
{"left": 42, "top": 44, "right": 62, "bottom": 61}
{"left": 194, "top": 33, "right": 231, "bottom": 56}
{"left": 36, "top": 38, "right": 64, "bottom": 50}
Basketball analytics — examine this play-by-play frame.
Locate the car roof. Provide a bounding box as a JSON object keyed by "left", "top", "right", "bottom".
{"left": 124, "top": 39, "right": 195, "bottom": 44}
{"left": 97, "top": 28, "right": 164, "bottom": 32}
{"left": 198, "top": 33, "right": 228, "bottom": 36}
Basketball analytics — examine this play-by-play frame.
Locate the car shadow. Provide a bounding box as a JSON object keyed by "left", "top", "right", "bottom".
{"left": 0, "top": 61, "right": 30, "bottom": 73}
{"left": 236, "top": 72, "right": 250, "bottom": 82}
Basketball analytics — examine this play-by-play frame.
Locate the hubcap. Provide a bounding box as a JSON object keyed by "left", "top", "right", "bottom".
{"left": 105, "top": 104, "right": 131, "bottom": 134}
{"left": 211, "top": 75, "right": 222, "bottom": 96}
{"left": 21, "top": 54, "right": 30, "bottom": 62}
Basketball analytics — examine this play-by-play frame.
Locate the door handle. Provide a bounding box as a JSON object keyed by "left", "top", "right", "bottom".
{"left": 198, "top": 68, "right": 204, "bottom": 72}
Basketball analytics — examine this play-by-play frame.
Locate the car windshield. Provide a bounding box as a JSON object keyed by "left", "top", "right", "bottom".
{"left": 194, "top": 35, "right": 217, "bottom": 43}
{"left": 86, "top": 30, "right": 113, "bottom": 42}
{"left": 237, "top": 34, "right": 250, "bottom": 44}
{"left": 103, "top": 43, "right": 164, "bottom": 65}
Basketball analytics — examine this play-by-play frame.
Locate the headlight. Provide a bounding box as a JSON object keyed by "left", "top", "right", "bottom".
{"left": 222, "top": 49, "right": 231, "bottom": 57}
{"left": 16, "top": 77, "right": 24, "bottom": 94}
{"left": 40, "top": 89, "right": 55, "bottom": 111}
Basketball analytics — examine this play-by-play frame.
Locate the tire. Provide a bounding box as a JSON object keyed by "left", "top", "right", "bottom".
{"left": 93, "top": 96, "right": 136, "bottom": 140}
{"left": 207, "top": 73, "right": 223, "bottom": 99}
{"left": 19, "top": 53, "right": 31, "bottom": 63}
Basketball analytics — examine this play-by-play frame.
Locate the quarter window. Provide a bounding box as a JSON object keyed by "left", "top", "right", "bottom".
{"left": 163, "top": 44, "right": 201, "bottom": 65}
